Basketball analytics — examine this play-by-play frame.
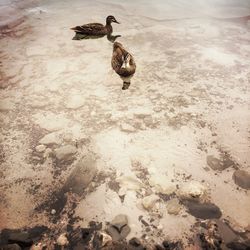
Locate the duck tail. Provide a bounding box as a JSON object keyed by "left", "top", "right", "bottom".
{"left": 122, "top": 81, "right": 130, "bottom": 90}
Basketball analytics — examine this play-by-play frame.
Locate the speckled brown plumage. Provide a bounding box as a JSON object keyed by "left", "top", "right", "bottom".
{"left": 111, "top": 42, "right": 136, "bottom": 90}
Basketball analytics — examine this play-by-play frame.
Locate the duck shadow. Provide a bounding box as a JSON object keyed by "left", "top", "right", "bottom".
{"left": 72, "top": 33, "right": 121, "bottom": 43}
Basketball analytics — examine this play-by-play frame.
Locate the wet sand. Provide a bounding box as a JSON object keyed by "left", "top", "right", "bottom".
{"left": 0, "top": 0, "right": 250, "bottom": 248}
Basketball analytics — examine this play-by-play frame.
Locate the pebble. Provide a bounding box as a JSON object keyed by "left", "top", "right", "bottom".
{"left": 142, "top": 194, "right": 159, "bottom": 211}
{"left": 43, "top": 148, "right": 52, "bottom": 158}
{"left": 149, "top": 177, "right": 176, "bottom": 195}
{"left": 177, "top": 180, "right": 206, "bottom": 201}
{"left": 233, "top": 169, "right": 250, "bottom": 189}
{"left": 39, "top": 132, "right": 61, "bottom": 145}
{"left": 30, "top": 243, "right": 43, "bottom": 250}
{"left": 166, "top": 198, "right": 182, "bottom": 215}
{"left": 56, "top": 233, "right": 69, "bottom": 246}
{"left": 100, "top": 232, "right": 112, "bottom": 247}
{"left": 54, "top": 145, "right": 77, "bottom": 160}
{"left": 120, "top": 123, "right": 136, "bottom": 133}
{"left": 51, "top": 209, "right": 56, "bottom": 215}
{"left": 35, "top": 145, "right": 46, "bottom": 153}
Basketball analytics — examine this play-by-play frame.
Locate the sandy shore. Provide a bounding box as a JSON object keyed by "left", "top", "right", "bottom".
{"left": 0, "top": 0, "right": 250, "bottom": 248}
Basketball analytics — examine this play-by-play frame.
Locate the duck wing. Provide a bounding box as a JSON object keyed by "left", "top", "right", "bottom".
{"left": 71, "top": 23, "right": 106, "bottom": 35}
{"left": 112, "top": 48, "right": 136, "bottom": 77}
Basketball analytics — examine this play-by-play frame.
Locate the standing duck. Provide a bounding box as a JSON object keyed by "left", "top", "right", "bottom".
{"left": 71, "top": 15, "right": 120, "bottom": 37}
{"left": 111, "top": 42, "right": 136, "bottom": 90}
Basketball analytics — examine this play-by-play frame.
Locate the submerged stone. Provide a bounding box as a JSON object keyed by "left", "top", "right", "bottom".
{"left": 142, "top": 194, "right": 159, "bottom": 211}
{"left": 166, "top": 198, "right": 182, "bottom": 215}
{"left": 111, "top": 214, "right": 128, "bottom": 232}
{"left": 233, "top": 170, "right": 250, "bottom": 189}
{"left": 54, "top": 145, "right": 77, "bottom": 160}
{"left": 63, "top": 154, "right": 97, "bottom": 195}
{"left": 107, "top": 214, "right": 130, "bottom": 241}
{"left": 207, "top": 155, "right": 234, "bottom": 171}
{"left": 184, "top": 201, "right": 222, "bottom": 219}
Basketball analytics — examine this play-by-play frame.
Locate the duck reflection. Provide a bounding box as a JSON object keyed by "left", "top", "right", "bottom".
{"left": 72, "top": 32, "right": 121, "bottom": 43}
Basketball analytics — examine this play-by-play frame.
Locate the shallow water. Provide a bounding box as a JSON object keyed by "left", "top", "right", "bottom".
{"left": 0, "top": 0, "right": 250, "bottom": 248}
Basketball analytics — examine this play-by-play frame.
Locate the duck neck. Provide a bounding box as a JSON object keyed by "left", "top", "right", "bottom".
{"left": 105, "top": 21, "right": 113, "bottom": 33}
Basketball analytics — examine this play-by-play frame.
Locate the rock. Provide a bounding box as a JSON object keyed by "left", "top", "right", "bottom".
{"left": 106, "top": 225, "right": 131, "bottom": 241}
{"left": 184, "top": 201, "right": 222, "bottom": 219}
{"left": 56, "top": 233, "right": 68, "bottom": 246}
{"left": 166, "top": 198, "right": 182, "bottom": 215}
{"left": 100, "top": 232, "right": 112, "bottom": 247}
{"left": 39, "top": 132, "right": 61, "bottom": 145}
{"left": 81, "top": 228, "right": 93, "bottom": 245}
{"left": 0, "top": 98, "right": 14, "bottom": 111}
{"left": 177, "top": 181, "right": 206, "bottom": 201}
{"left": 32, "top": 112, "right": 70, "bottom": 131}
{"left": 233, "top": 170, "right": 250, "bottom": 189}
{"left": 43, "top": 148, "right": 52, "bottom": 158}
{"left": 214, "top": 219, "right": 238, "bottom": 244}
{"left": 63, "top": 154, "right": 97, "bottom": 195}
{"left": 226, "top": 240, "right": 250, "bottom": 250}
{"left": 92, "top": 231, "right": 111, "bottom": 249}
{"left": 142, "top": 194, "right": 159, "bottom": 210}
{"left": 207, "top": 155, "right": 234, "bottom": 171}
{"left": 54, "top": 145, "right": 77, "bottom": 160}
{"left": 117, "top": 175, "right": 144, "bottom": 191}
{"left": 149, "top": 176, "right": 176, "bottom": 195}
{"left": 199, "top": 221, "right": 222, "bottom": 250}
{"left": 0, "top": 244, "right": 21, "bottom": 250}
{"left": 7, "top": 231, "right": 32, "bottom": 246}
{"left": 206, "top": 156, "right": 222, "bottom": 170}
{"left": 107, "top": 214, "right": 131, "bottom": 241}
{"left": 129, "top": 237, "right": 145, "bottom": 249}
{"left": 111, "top": 214, "right": 128, "bottom": 232}
{"left": 162, "top": 240, "right": 183, "bottom": 250}
{"left": 30, "top": 243, "right": 43, "bottom": 250}
{"left": 35, "top": 145, "right": 46, "bottom": 153}
{"left": 51, "top": 209, "right": 56, "bottom": 215}
{"left": 120, "top": 123, "right": 136, "bottom": 133}
{"left": 143, "top": 115, "right": 155, "bottom": 128}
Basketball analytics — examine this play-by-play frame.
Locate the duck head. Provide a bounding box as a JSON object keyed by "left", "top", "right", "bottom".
{"left": 106, "top": 15, "right": 120, "bottom": 25}
{"left": 113, "top": 41, "right": 123, "bottom": 51}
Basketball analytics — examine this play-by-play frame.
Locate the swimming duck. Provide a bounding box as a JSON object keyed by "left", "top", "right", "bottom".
{"left": 71, "top": 15, "right": 120, "bottom": 36}
{"left": 111, "top": 42, "right": 136, "bottom": 90}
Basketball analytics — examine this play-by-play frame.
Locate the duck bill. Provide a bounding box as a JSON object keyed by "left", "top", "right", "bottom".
{"left": 114, "top": 20, "right": 120, "bottom": 24}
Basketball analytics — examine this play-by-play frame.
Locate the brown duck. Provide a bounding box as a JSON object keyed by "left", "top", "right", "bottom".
{"left": 71, "top": 15, "right": 120, "bottom": 36}
{"left": 111, "top": 42, "right": 136, "bottom": 90}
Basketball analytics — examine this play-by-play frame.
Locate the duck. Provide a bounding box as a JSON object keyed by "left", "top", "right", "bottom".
{"left": 71, "top": 15, "right": 120, "bottom": 37}
{"left": 111, "top": 42, "right": 136, "bottom": 90}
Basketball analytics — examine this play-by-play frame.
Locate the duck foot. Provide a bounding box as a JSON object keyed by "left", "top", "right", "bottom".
{"left": 122, "top": 82, "right": 130, "bottom": 90}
